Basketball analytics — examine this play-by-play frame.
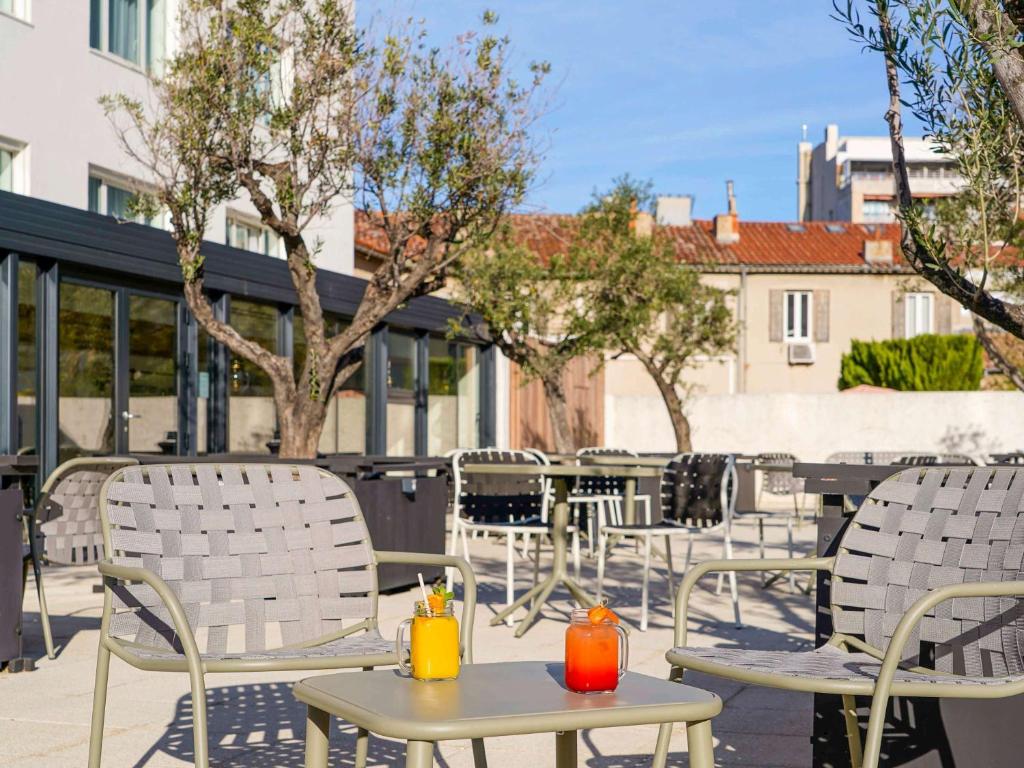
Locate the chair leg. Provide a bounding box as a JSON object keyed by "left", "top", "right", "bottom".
{"left": 862, "top": 688, "right": 892, "bottom": 768}
{"left": 842, "top": 694, "right": 863, "bottom": 768}
{"left": 446, "top": 518, "right": 460, "bottom": 592}
{"left": 641, "top": 536, "right": 652, "bottom": 632}
{"left": 34, "top": 563, "right": 55, "bottom": 660}
{"left": 685, "top": 719, "right": 716, "bottom": 768}
{"left": 684, "top": 532, "right": 693, "bottom": 573}
{"left": 787, "top": 517, "right": 796, "bottom": 594}
{"left": 471, "top": 737, "right": 488, "bottom": 768}
{"left": 758, "top": 517, "right": 767, "bottom": 588}
{"left": 189, "top": 671, "right": 210, "bottom": 768}
{"left": 87, "top": 642, "right": 112, "bottom": 768}
{"left": 596, "top": 533, "right": 608, "bottom": 602}
{"left": 571, "top": 526, "right": 581, "bottom": 582}
{"left": 586, "top": 502, "right": 595, "bottom": 558}
{"left": 663, "top": 535, "right": 675, "bottom": 602}
{"left": 505, "top": 534, "right": 515, "bottom": 627}
{"left": 724, "top": 532, "right": 741, "bottom": 628}
{"left": 354, "top": 727, "right": 369, "bottom": 768}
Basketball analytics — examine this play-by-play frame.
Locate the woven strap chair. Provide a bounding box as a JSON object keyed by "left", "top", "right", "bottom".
{"left": 896, "top": 453, "right": 979, "bottom": 466}
{"left": 752, "top": 452, "right": 805, "bottom": 592}
{"left": 447, "top": 448, "right": 579, "bottom": 624}
{"left": 596, "top": 454, "right": 739, "bottom": 631}
{"left": 22, "top": 457, "right": 138, "bottom": 659}
{"left": 654, "top": 465, "right": 1024, "bottom": 768}
{"left": 88, "top": 463, "right": 477, "bottom": 768}
{"left": 571, "top": 447, "right": 653, "bottom": 556}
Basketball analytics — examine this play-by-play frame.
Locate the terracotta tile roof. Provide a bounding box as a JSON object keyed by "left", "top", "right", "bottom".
{"left": 354, "top": 210, "right": 906, "bottom": 271}
{"left": 663, "top": 220, "right": 904, "bottom": 269}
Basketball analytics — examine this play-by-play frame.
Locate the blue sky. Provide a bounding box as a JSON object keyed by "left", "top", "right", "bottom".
{"left": 362, "top": 1, "right": 923, "bottom": 222}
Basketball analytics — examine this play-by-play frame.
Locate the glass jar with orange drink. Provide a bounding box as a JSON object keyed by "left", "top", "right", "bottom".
{"left": 564, "top": 604, "right": 628, "bottom": 693}
{"left": 396, "top": 586, "right": 460, "bottom": 681}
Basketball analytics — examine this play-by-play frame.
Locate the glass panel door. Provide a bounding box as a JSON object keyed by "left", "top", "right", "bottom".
{"left": 386, "top": 332, "right": 417, "bottom": 456}
{"left": 127, "top": 295, "right": 178, "bottom": 453}
{"left": 59, "top": 283, "right": 115, "bottom": 462}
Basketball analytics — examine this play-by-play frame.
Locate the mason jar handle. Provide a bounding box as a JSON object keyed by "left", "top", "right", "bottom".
{"left": 396, "top": 618, "right": 413, "bottom": 676}
{"left": 614, "top": 622, "right": 629, "bottom": 679}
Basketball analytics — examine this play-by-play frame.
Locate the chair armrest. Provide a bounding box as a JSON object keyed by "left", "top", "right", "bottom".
{"left": 373, "top": 551, "right": 477, "bottom": 663}
{"left": 96, "top": 560, "right": 203, "bottom": 673}
{"left": 674, "top": 557, "right": 835, "bottom": 646}
{"left": 875, "top": 579, "right": 1024, "bottom": 696}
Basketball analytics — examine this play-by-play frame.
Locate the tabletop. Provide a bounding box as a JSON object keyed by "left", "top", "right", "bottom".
{"left": 460, "top": 463, "right": 662, "bottom": 479}
{"left": 580, "top": 455, "right": 670, "bottom": 468}
{"left": 293, "top": 661, "right": 721, "bottom": 741}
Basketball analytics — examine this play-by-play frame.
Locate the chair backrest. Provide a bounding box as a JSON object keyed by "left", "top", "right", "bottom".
{"left": 36, "top": 457, "right": 139, "bottom": 565}
{"left": 896, "top": 453, "right": 978, "bottom": 466}
{"left": 755, "top": 452, "right": 800, "bottom": 496}
{"left": 451, "top": 448, "right": 547, "bottom": 524}
{"left": 99, "top": 464, "right": 377, "bottom": 655}
{"left": 659, "top": 453, "right": 736, "bottom": 528}
{"left": 826, "top": 451, "right": 913, "bottom": 465}
{"left": 575, "top": 447, "right": 639, "bottom": 497}
{"left": 832, "top": 466, "right": 1024, "bottom": 676}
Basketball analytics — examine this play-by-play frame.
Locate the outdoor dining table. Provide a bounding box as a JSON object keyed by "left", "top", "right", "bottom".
{"left": 461, "top": 462, "right": 662, "bottom": 636}
{"left": 295, "top": 661, "right": 722, "bottom": 768}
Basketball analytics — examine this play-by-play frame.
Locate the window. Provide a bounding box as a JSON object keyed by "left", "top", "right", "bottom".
{"left": 88, "top": 175, "right": 155, "bottom": 226}
{"left": 0, "top": 141, "right": 28, "bottom": 194}
{"left": 90, "top": 0, "right": 166, "bottom": 71}
{"left": 386, "top": 332, "right": 417, "bottom": 456}
{"left": 905, "top": 292, "right": 933, "bottom": 337}
{"left": 226, "top": 214, "right": 283, "bottom": 258}
{"left": 784, "top": 291, "right": 812, "bottom": 343}
{"left": 862, "top": 199, "right": 895, "bottom": 223}
{"left": 227, "top": 300, "right": 278, "bottom": 453}
{"left": 0, "top": 0, "right": 30, "bottom": 21}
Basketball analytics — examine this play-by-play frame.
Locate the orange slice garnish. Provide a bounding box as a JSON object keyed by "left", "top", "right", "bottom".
{"left": 587, "top": 605, "right": 620, "bottom": 625}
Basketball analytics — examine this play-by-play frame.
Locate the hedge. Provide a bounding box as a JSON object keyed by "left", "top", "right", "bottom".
{"left": 838, "top": 334, "right": 983, "bottom": 391}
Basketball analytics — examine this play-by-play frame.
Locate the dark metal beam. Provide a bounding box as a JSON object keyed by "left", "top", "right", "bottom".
{"left": 366, "top": 325, "right": 388, "bottom": 455}
{"left": 0, "top": 252, "right": 17, "bottom": 455}
{"left": 113, "top": 289, "right": 130, "bottom": 454}
{"left": 479, "top": 344, "right": 497, "bottom": 447}
{"left": 36, "top": 261, "right": 59, "bottom": 481}
{"left": 414, "top": 332, "right": 429, "bottom": 456}
{"left": 207, "top": 294, "right": 229, "bottom": 454}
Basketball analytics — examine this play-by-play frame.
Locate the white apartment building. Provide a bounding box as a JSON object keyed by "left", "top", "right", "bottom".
{"left": 797, "top": 123, "right": 961, "bottom": 223}
{"left": 0, "top": 0, "right": 354, "bottom": 273}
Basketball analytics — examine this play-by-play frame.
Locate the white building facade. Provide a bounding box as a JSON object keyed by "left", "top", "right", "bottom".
{"left": 797, "top": 123, "right": 961, "bottom": 223}
{"left": 0, "top": 0, "right": 354, "bottom": 273}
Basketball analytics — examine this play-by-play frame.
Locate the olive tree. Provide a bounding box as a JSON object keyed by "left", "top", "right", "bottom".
{"left": 453, "top": 224, "right": 602, "bottom": 454}
{"left": 582, "top": 179, "right": 735, "bottom": 451}
{"left": 102, "top": 1, "right": 545, "bottom": 457}
{"left": 835, "top": 0, "right": 1024, "bottom": 385}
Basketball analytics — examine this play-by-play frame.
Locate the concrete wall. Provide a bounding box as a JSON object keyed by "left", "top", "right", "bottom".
{"left": 605, "top": 391, "right": 1024, "bottom": 461}
{"left": 0, "top": 1, "right": 353, "bottom": 274}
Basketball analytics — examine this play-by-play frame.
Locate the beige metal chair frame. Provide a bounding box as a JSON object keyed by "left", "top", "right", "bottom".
{"left": 87, "top": 463, "right": 477, "bottom": 768}
{"left": 23, "top": 456, "right": 139, "bottom": 659}
{"left": 656, "top": 465, "right": 1024, "bottom": 768}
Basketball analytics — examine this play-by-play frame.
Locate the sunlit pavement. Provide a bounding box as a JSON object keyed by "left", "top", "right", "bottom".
{"left": 2, "top": 503, "right": 816, "bottom": 767}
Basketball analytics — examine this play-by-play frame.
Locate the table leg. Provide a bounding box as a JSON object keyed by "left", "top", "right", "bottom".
{"left": 471, "top": 737, "right": 488, "bottom": 768}
{"left": 685, "top": 719, "right": 716, "bottom": 768}
{"left": 354, "top": 727, "right": 369, "bottom": 768}
{"left": 623, "top": 477, "right": 637, "bottom": 525}
{"left": 652, "top": 722, "right": 673, "bottom": 768}
{"left": 555, "top": 730, "right": 578, "bottom": 768}
{"left": 489, "top": 578, "right": 549, "bottom": 626}
{"left": 405, "top": 739, "right": 435, "bottom": 768}
{"left": 513, "top": 578, "right": 557, "bottom": 638}
{"left": 304, "top": 705, "right": 331, "bottom": 768}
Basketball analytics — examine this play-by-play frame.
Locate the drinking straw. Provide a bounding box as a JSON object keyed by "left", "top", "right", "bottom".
{"left": 417, "top": 572, "right": 430, "bottom": 608}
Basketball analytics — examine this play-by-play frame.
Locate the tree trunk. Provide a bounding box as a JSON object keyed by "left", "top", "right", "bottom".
{"left": 277, "top": 394, "right": 329, "bottom": 459}
{"left": 541, "top": 374, "right": 575, "bottom": 455}
{"left": 973, "top": 315, "right": 1024, "bottom": 392}
{"left": 642, "top": 360, "right": 692, "bottom": 452}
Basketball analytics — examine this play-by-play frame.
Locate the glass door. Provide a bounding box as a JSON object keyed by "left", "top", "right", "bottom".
{"left": 58, "top": 283, "right": 116, "bottom": 463}
{"left": 126, "top": 294, "right": 179, "bottom": 453}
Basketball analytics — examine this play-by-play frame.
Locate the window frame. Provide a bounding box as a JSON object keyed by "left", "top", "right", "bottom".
{"left": 225, "top": 211, "right": 283, "bottom": 258}
{"left": 0, "top": 0, "right": 30, "bottom": 23}
{"left": 783, "top": 290, "right": 813, "bottom": 344}
{"left": 90, "top": 0, "right": 166, "bottom": 72}
{"left": 904, "top": 292, "right": 934, "bottom": 338}
{"left": 0, "top": 138, "right": 28, "bottom": 195}
{"left": 88, "top": 171, "right": 156, "bottom": 226}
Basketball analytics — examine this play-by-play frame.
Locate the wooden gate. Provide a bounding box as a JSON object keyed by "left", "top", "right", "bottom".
{"left": 509, "top": 355, "right": 604, "bottom": 452}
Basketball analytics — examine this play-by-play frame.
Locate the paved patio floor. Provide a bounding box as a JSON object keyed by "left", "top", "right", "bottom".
{"left": 2, "top": 506, "right": 818, "bottom": 767}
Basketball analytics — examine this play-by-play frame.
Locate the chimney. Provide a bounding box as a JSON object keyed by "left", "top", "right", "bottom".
{"left": 655, "top": 195, "right": 693, "bottom": 227}
{"left": 824, "top": 123, "right": 839, "bottom": 161}
{"left": 863, "top": 238, "right": 893, "bottom": 264}
{"left": 714, "top": 180, "right": 739, "bottom": 244}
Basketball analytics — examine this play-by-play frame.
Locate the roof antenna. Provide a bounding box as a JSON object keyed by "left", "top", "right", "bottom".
{"left": 801, "top": 123, "right": 808, "bottom": 142}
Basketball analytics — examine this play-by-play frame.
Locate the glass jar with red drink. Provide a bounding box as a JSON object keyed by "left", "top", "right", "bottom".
{"left": 564, "top": 607, "right": 628, "bottom": 693}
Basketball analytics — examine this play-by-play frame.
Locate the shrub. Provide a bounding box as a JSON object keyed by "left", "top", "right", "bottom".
{"left": 838, "top": 334, "right": 983, "bottom": 391}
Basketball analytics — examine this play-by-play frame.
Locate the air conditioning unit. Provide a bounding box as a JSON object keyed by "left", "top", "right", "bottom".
{"left": 787, "top": 343, "right": 815, "bottom": 365}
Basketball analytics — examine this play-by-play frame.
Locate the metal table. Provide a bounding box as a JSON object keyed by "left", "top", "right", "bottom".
{"left": 462, "top": 463, "right": 662, "bottom": 636}
{"left": 295, "top": 661, "right": 722, "bottom": 768}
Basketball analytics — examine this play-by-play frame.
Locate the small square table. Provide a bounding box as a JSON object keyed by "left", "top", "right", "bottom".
{"left": 294, "top": 660, "right": 721, "bottom": 768}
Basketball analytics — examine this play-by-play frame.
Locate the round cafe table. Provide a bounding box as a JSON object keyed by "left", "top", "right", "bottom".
{"left": 461, "top": 462, "right": 662, "bottom": 637}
